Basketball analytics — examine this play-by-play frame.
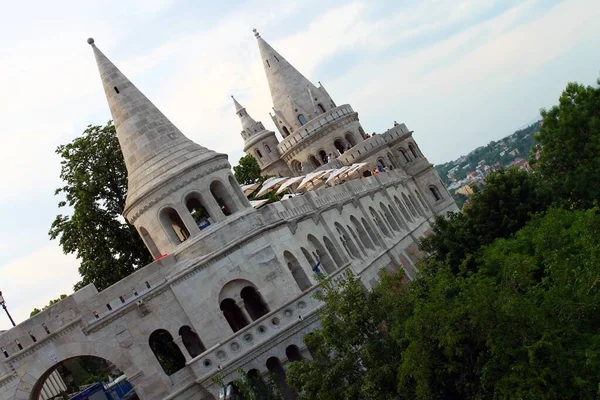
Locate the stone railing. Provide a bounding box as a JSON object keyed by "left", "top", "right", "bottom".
{"left": 277, "top": 105, "right": 355, "bottom": 155}
{"left": 186, "top": 266, "right": 350, "bottom": 381}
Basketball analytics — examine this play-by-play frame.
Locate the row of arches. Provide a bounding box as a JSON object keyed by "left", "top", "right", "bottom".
{"left": 306, "top": 133, "right": 360, "bottom": 169}
{"left": 220, "top": 284, "right": 270, "bottom": 333}
{"left": 142, "top": 175, "right": 248, "bottom": 256}
{"left": 149, "top": 326, "right": 206, "bottom": 376}
{"left": 397, "top": 142, "right": 421, "bottom": 164}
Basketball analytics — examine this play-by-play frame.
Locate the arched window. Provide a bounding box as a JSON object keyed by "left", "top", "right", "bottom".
{"left": 241, "top": 286, "right": 270, "bottom": 321}
{"left": 210, "top": 180, "right": 238, "bottom": 216}
{"left": 415, "top": 189, "right": 430, "bottom": 213}
{"left": 430, "top": 185, "right": 442, "bottom": 201}
{"left": 284, "top": 251, "right": 312, "bottom": 291}
{"left": 402, "top": 193, "right": 418, "bottom": 218}
{"left": 256, "top": 149, "right": 263, "bottom": 158}
{"left": 334, "top": 223, "right": 361, "bottom": 260}
{"left": 139, "top": 227, "right": 160, "bottom": 259}
{"left": 264, "top": 144, "right": 271, "bottom": 153}
{"left": 267, "top": 357, "right": 297, "bottom": 399}
{"left": 380, "top": 203, "right": 400, "bottom": 232}
{"left": 308, "top": 155, "right": 320, "bottom": 169}
{"left": 370, "top": 207, "right": 391, "bottom": 238}
{"left": 409, "top": 194, "right": 425, "bottom": 217}
{"left": 395, "top": 195, "right": 413, "bottom": 223}
{"left": 160, "top": 207, "right": 190, "bottom": 244}
{"left": 247, "top": 369, "right": 269, "bottom": 394}
{"left": 282, "top": 126, "right": 290, "bottom": 137}
{"left": 220, "top": 298, "right": 249, "bottom": 333}
{"left": 298, "top": 114, "right": 307, "bottom": 125}
{"left": 361, "top": 218, "right": 381, "bottom": 247}
{"left": 178, "top": 326, "right": 205, "bottom": 358}
{"left": 409, "top": 143, "right": 419, "bottom": 158}
{"left": 347, "top": 225, "right": 368, "bottom": 257}
{"left": 148, "top": 329, "right": 186, "bottom": 375}
{"left": 317, "top": 103, "right": 326, "bottom": 113}
{"left": 323, "top": 236, "right": 345, "bottom": 267}
{"left": 345, "top": 133, "right": 357, "bottom": 147}
{"left": 334, "top": 139, "right": 345, "bottom": 154}
{"left": 308, "top": 234, "right": 336, "bottom": 274}
{"left": 301, "top": 247, "right": 315, "bottom": 267}
{"left": 387, "top": 152, "right": 397, "bottom": 169}
{"left": 398, "top": 149, "right": 410, "bottom": 163}
{"left": 350, "top": 216, "right": 375, "bottom": 251}
{"left": 318, "top": 150, "right": 328, "bottom": 164}
{"left": 286, "top": 345, "right": 304, "bottom": 362}
{"left": 291, "top": 159, "right": 302, "bottom": 173}
{"left": 185, "top": 194, "right": 211, "bottom": 231}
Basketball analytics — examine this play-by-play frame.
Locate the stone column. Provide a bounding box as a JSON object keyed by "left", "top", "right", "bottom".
{"left": 237, "top": 300, "right": 253, "bottom": 324}
{"left": 175, "top": 204, "right": 201, "bottom": 237}
{"left": 173, "top": 336, "right": 192, "bottom": 362}
{"left": 202, "top": 190, "right": 226, "bottom": 223}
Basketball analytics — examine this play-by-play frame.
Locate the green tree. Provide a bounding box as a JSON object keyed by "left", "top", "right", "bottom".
{"left": 215, "top": 369, "right": 284, "bottom": 400}
{"left": 30, "top": 294, "right": 68, "bottom": 317}
{"left": 421, "top": 168, "right": 549, "bottom": 272}
{"left": 49, "top": 122, "right": 153, "bottom": 291}
{"left": 535, "top": 79, "right": 600, "bottom": 209}
{"left": 234, "top": 155, "right": 262, "bottom": 185}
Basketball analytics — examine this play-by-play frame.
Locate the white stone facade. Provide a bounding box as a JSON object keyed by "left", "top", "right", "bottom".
{"left": 0, "top": 34, "right": 458, "bottom": 400}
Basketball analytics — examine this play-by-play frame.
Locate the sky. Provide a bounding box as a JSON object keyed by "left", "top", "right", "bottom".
{"left": 0, "top": 0, "right": 598, "bottom": 330}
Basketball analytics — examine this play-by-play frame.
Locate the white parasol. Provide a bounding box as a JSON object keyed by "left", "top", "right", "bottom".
{"left": 241, "top": 182, "right": 261, "bottom": 196}
{"left": 255, "top": 177, "right": 290, "bottom": 197}
{"left": 276, "top": 176, "right": 304, "bottom": 194}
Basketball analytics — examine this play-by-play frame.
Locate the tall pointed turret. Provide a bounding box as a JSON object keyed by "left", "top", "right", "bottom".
{"left": 254, "top": 29, "right": 335, "bottom": 133}
{"left": 88, "top": 38, "right": 224, "bottom": 214}
{"left": 232, "top": 96, "right": 258, "bottom": 134}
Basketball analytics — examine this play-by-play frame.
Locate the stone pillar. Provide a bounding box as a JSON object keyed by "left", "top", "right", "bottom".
{"left": 175, "top": 204, "right": 201, "bottom": 237}
{"left": 173, "top": 336, "right": 192, "bottom": 362}
{"left": 203, "top": 189, "right": 226, "bottom": 223}
{"left": 237, "top": 300, "right": 253, "bottom": 324}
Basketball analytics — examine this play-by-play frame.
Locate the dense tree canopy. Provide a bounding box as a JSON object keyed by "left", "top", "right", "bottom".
{"left": 234, "top": 155, "right": 262, "bottom": 185}
{"left": 49, "top": 122, "right": 153, "bottom": 291}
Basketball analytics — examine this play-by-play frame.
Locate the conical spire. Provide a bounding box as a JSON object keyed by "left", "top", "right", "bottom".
{"left": 232, "top": 95, "right": 264, "bottom": 139}
{"left": 232, "top": 95, "right": 244, "bottom": 113}
{"left": 88, "top": 38, "right": 223, "bottom": 213}
{"left": 253, "top": 29, "right": 335, "bottom": 131}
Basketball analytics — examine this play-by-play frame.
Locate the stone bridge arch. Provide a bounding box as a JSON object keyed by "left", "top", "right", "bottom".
{"left": 13, "top": 340, "right": 134, "bottom": 400}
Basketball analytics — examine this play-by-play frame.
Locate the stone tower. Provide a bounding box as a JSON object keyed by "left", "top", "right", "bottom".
{"left": 89, "top": 38, "right": 252, "bottom": 258}
{"left": 254, "top": 29, "right": 367, "bottom": 174}
{"left": 233, "top": 96, "right": 292, "bottom": 177}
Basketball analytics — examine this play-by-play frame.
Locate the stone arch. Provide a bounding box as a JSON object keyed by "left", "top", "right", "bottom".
{"left": 298, "top": 114, "right": 307, "bottom": 125}
{"left": 387, "top": 200, "right": 408, "bottom": 230}
{"left": 398, "top": 148, "right": 410, "bottom": 163}
{"left": 307, "top": 234, "right": 336, "bottom": 274}
{"left": 210, "top": 179, "right": 238, "bottom": 216}
{"left": 409, "top": 194, "right": 425, "bottom": 217}
{"left": 284, "top": 250, "right": 311, "bottom": 291}
{"left": 159, "top": 206, "right": 190, "bottom": 244}
{"left": 179, "top": 325, "right": 206, "bottom": 358}
{"left": 415, "top": 189, "right": 430, "bottom": 214}
{"left": 370, "top": 207, "right": 391, "bottom": 238}
{"left": 266, "top": 357, "right": 297, "bottom": 400}
{"left": 350, "top": 215, "right": 375, "bottom": 251}
{"left": 347, "top": 224, "right": 368, "bottom": 257}
{"left": 301, "top": 247, "right": 315, "bottom": 267}
{"left": 229, "top": 174, "right": 250, "bottom": 209}
{"left": 394, "top": 195, "right": 413, "bottom": 223}
{"left": 149, "top": 329, "right": 186, "bottom": 376}
{"left": 241, "top": 286, "right": 270, "bottom": 321}
{"left": 318, "top": 150, "right": 327, "bottom": 164}
{"left": 184, "top": 191, "right": 213, "bottom": 230}
{"left": 290, "top": 159, "right": 302, "bottom": 173}
{"left": 361, "top": 217, "right": 382, "bottom": 247}
{"left": 282, "top": 126, "right": 290, "bottom": 137}
{"left": 430, "top": 185, "right": 443, "bottom": 201}
{"left": 323, "top": 236, "right": 345, "bottom": 268}
{"left": 285, "top": 345, "right": 304, "bottom": 362}
{"left": 317, "top": 103, "right": 326, "bottom": 113}
{"left": 387, "top": 152, "right": 397, "bottom": 168}
{"left": 334, "top": 138, "right": 346, "bottom": 154}
{"left": 380, "top": 202, "right": 400, "bottom": 232}
{"left": 345, "top": 132, "right": 357, "bottom": 147}
{"left": 220, "top": 298, "right": 249, "bottom": 333}
{"left": 408, "top": 143, "right": 419, "bottom": 158}
{"left": 19, "top": 341, "right": 134, "bottom": 400}
{"left": 308, "top": 155, "right": 320, "bottom": 169}
{"left": 264, "top": 143, "right": 272, "bottom": 153}
{"left": 139, "top": 227, "right": 160, "bottom": 259}
{"left": 334, "top": 222, "right": 361, "bottom": 260}
{"left": 256, "top": 149, "right": 263, "bottom": 158}
{"left": 402, "top": 193, "right": 418, "bottom": 219}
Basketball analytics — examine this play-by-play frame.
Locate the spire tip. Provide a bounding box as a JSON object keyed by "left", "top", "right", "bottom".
{"left": 87, "top": 37, "right": 95, "bottom": 45}
{"left": 252, "top": 28, "right": 260, "bottom": 38}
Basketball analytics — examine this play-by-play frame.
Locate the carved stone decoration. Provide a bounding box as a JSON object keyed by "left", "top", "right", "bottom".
{"left": 115, "top": 324, "right": 134, "bottom": 348}
{"left": 369, "top": 191, "right": 376, "bottom": 200}
{"left": 311, "top": 210, "right": 322, "bottom": 224}
{"left": 351, "top": 197, "right": 360, "bottom": 209}
{"left": 137, "top": 301, "right": 151, "bottom": 317}
{"left": 336, "top": 204, "right": 344, "bottom": 215}
{"left": 287, "top": 220, "right": 298, "bottom": 234}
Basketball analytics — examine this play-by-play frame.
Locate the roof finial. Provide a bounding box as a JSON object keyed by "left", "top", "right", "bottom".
{"left": 253, "top": 28, "right": 260, "bottom": 38}
{"left": 87, "top": 37, "right": 95, "bottom": 45}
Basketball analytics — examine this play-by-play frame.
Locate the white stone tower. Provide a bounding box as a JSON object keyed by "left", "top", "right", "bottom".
{"left": 89, "top": 38, "right": 253, "bottom": 258}
{"left": 254, "top": 29, "right": 367, "bottom": 174}
{"left": 233, "top": 96, "right": 292, "bottom": 177}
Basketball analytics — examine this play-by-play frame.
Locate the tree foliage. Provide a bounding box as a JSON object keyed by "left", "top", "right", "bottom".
{"left": 30, "top": 294, "right": 67, "bottom": 317}
{"left": 49, "top": 122, "right": 153, "bottom": 291}
{"left": 234, "top": 155, "right": 263, "bottom": 185}
{"left": 535, "top": 79, "right": 600, "bottom": 209}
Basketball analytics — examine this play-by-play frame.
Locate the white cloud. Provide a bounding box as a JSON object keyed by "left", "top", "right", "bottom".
{"left": 0, "top": 244, "right": 80, "bottom": 330}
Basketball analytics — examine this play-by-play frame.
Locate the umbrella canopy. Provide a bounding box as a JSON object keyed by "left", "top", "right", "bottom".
{"left": 241, "top": 182, "right": 260, "bottom": 196}
{"left": 297, "top": 170, "right": 332, "bottom": 190}
{"left": 325, "top": 166, "right": 353, "bottom": 184}
{"left": 276, "top": 176, "right": 304, "bottom": 194}
{"left": 340, "top": 162, "right": 369, "bottom": 179}
{"left": 255, "top": 177, "right": 289, "bottom": 197}
{"left": 250, "top": 199, "right": 270, "bottom": 209}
